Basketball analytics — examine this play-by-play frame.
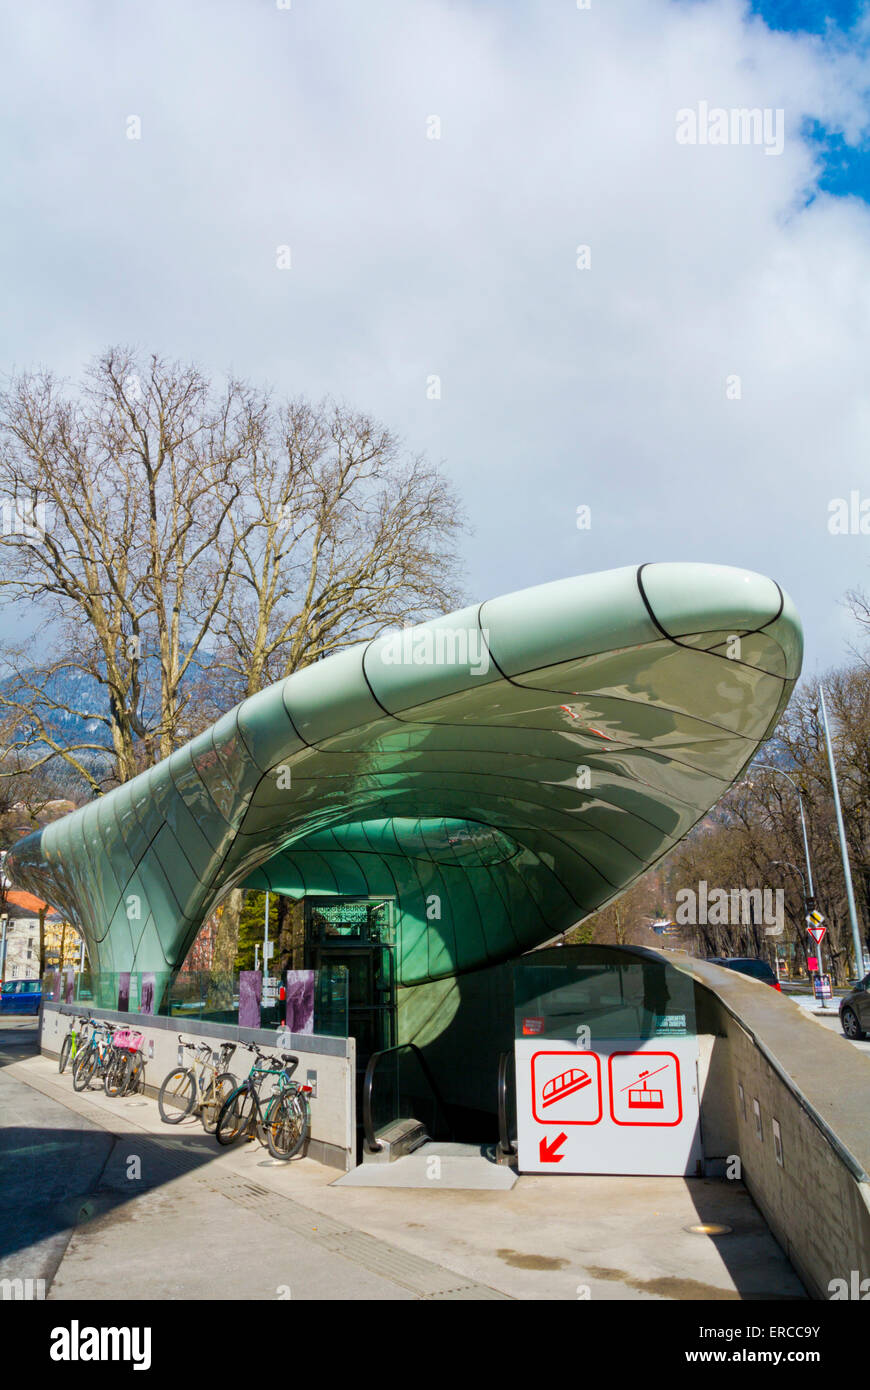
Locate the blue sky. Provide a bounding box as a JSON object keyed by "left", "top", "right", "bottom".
{"left": 752, "top": 0, "right": 870, "bottom": 202}
{"left": 3, "top": 0, "right": 870, "bottom": 687}
{"left": 751, "top": 0, "right": 862, "bottom": 34}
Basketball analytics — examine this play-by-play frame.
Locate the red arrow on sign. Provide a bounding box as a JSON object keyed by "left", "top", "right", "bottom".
{"left": 808, "top": 925, "right": 826, "bottom": 944}
{"left": 539, "top": 1132, "right": 567, "bottom": 1164}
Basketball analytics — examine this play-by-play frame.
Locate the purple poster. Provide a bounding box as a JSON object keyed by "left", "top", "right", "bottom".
{"left": 140, "top": 972, "right": 156, "bottom": 1016}
{"left": 239, "top": 970, "right": 262, "bottom": 1029}
{"left": 284, "top": 970, "right": 315, "bottom": 1034}
{"left": 117, "top": 972, "right": 130, "bottom": 1012}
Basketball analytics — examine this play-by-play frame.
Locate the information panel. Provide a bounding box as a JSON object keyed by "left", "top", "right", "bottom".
{"left": 516, "top": 1034, "right": 701, "bottom": 1175}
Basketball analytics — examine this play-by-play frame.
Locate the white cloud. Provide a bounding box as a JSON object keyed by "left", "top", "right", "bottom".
{"left": 2, "top": 0, "right": 870, "bottom": 672}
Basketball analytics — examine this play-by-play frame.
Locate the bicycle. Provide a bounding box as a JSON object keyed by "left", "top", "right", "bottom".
{"left": 263, "top": 1056, "right": 312, "bottom": 1161}
{"left": 157, "top": 1036, "right": 238, "bottom": 1133}
{"left": 215, "top": 1047, "right": 311, "bottom": 1160}
{"left": 58, "top": 1013, "right": 92, "bottom": 1074}
{"left": 104, "top": 1027, "right": 146, "bottom": 1098}
{"left": 71, "top": 1019, "right": 116, "bottom": 1092}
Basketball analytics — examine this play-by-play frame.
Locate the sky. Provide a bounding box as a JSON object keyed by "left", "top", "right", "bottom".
{"left": 3, "top": 0, "right": 870, "bottom": 682}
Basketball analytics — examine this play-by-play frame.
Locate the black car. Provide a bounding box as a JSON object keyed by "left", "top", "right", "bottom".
{"left": 706, "top": 957, "right": 781, "bottom": 990}
{"left": 839, "top": 973, "right": 870, "bottom": 1040}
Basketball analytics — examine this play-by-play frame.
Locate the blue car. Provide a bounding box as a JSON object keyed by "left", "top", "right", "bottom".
{"left": 0, "top": 979, "right": 42, "bottom": 1013}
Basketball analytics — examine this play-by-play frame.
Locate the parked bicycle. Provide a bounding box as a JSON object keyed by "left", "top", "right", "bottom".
{"left": 71, "top": 1019, "right": 115, "bottom": 1092}
{"left": 158, "top": 1036, "right": 238, "bottom": 1133}
{"left": 58, "top": 1013, "right": 93, "bottom": 1074}
{"left": 104, "top": 1027, "right": 146, "bottom": 1098}
{"left": 215, "top": 1047, "right": 311, "bottom": 1160}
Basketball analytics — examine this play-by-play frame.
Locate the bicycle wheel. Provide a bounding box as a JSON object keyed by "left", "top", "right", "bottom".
{"left": 201, "top": 1071, "right": 237, "bottom": 1134}
{"left": 72, "top": 1045, "right": 97, "bottom": 1092}
{"left": 158, "top": 1068, "right": 197, "bottom": 1123}
{"left": 104, "top": 1050, "right": 129, "bottom": 1097}
{"left": 215, "top": 1086, "right": 257, "bottom": 1146}
{"left": 125, "top": 1052, "right": 145, "bottom": 1096}
{"left": 265, "top": 1090, "right": 310, "bottom": 1161}
{"left": 58, "top": 1033, "right": 72, "bottom": 1074}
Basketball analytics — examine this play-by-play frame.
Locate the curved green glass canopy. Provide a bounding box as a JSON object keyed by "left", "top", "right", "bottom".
{"left": 7, "top": 562, "right": 802, "bottom": 994}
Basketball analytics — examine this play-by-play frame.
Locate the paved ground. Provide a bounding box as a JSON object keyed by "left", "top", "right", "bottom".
{"left": 788, "top": 993, "right": 870, "bottom": 1057}
{"left": 0, "top": 1019, "right": 806, "bottom": 1301}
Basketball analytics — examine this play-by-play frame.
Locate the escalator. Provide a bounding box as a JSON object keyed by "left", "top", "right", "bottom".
{"left": 334, "top": 1043, "right": 517, "bottom": 1189}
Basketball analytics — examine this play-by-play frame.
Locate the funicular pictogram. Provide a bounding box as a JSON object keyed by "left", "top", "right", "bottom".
{"left": 541, "top": 1066, "right": 591, "bottom": 1108}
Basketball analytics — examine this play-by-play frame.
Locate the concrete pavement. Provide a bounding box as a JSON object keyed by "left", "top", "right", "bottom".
{"left": 0, "top": 1022, "right": 805, "bottom": 1301}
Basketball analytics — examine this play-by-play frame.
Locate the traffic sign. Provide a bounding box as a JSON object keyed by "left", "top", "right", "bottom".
{"left": 807, "top": 924, "right": 826, "bottom": 945}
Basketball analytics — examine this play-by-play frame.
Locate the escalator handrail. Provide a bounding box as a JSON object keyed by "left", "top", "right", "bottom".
{"left": 363, "top": 1042, "right": 454, "bottom": 1153}
{"left": 497, "top": 1050, "right": 517, "bottom": 1158}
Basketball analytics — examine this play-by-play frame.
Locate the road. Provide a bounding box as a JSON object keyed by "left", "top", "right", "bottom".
{"left": 786, "top": 992, "right": 870, "bottom": 1057}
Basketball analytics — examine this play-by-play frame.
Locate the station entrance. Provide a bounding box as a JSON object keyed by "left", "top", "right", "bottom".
{"left": 303, "top": 897, "right": 396, "bottom": 1065}
{"left": 351, "top": 945, "right": 705, "bottom": 1179}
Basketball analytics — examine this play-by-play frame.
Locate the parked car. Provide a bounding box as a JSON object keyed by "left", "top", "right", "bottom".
{"left": 706, "top": 957, "right": 781, "bottom": 991}
{"left": 839, "top": 973, "right": 870, "bottom": 1040}
{"left": 0, "top": 978, "right": 42, "bottom": 1014}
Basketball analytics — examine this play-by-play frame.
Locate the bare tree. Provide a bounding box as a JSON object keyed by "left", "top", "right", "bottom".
{"left": 211, "top": 397, "right": 466, "bottom": 700}
{"left": 0, "top": 349, "right": 267, "bottom": 785}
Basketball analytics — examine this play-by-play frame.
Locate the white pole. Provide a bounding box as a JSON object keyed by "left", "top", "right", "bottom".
{"left": 264, "top": 891, "right": 270, "bottom": 976}
{"left": 819, "top": 684, "right": 865, "bottom": 979}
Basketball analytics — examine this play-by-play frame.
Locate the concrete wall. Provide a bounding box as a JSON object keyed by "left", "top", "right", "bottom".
{"left": 41, "top": 1003, "right": 356, "bottom": 1171}
{"left": 680, "top": 954, "right": 870, "bottom": 1300}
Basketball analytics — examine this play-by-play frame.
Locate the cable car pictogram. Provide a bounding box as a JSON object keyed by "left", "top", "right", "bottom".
{"left": 621, "top": 1063, "right": 669, "bottom": 1110}
{"left": 541, "top": 1066, "right": 591, "bottom": 1107}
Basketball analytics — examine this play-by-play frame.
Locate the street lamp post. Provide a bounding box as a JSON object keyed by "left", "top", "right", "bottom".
{"left": 747, "top": 762, "right": 824, "bottom": 987}
{"left": 768, "top": 859, "right": 821, "bottom": 986}
{"left": 818, "top": 685, "right": 865, "bottom": 981}
{"left": 752, "top": 764, "right": 815, "bottom": 906}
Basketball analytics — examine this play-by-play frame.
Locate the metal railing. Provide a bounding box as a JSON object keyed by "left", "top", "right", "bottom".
{"left": 362, "top": 1042, "right": 454, "bottom": 1153}
{"left": 497, "top": 1051, "right": 517, "bottom": 1159}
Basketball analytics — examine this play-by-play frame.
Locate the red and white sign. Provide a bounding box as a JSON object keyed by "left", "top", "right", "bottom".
{"left": 808, "top": 924, "right": 826, "bottom": 945}
{"left": 608, "top": 1053, "right": 682, "bottom": 1126}
{"left": 515, "top": 1037, "right": 701, "bottom": 1176}
{"left": 531, "top": 1051, "right": 602, "bottom": 1125}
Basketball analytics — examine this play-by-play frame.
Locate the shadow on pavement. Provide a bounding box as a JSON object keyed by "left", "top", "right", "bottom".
{"left": 0, "top": 1115, "right": 233, "bottom": 1266}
